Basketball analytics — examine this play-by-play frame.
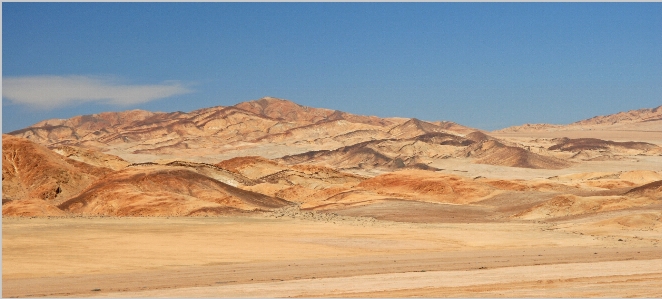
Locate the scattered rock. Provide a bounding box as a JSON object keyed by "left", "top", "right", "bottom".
{"left": 262, "top": 205, "right": 376, "bottom": 225}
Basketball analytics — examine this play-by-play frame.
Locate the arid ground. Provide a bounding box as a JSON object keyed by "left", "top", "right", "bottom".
{"left": 3, "top": 216, "right": 662, "bottom": 297}
{"left": 3, "top": 98, "right": 661, "bottom": 297}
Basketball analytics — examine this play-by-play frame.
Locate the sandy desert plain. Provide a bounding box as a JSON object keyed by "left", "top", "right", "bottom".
{"left": 3, "top": 97, "right": 662, "bottom": 297}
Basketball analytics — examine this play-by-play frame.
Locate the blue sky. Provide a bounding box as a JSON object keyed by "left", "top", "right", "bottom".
{"left": 3, "top": 3, "right": 662, "bottom": 132}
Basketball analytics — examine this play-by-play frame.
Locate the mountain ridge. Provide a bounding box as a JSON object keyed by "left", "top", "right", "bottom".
{"left": 3, "top": 99, "right": 661, "bottom": 219}
{"left": 7, "top": 97, "right": 478, "bottom": 163}
{"left": 495, "top": 105, "right": 662, "bottom": 133}
{"left": 7, "top": 97, "right": 660, "bottom": 171}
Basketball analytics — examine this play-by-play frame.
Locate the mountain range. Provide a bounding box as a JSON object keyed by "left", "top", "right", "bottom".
{"left": 3, "top": 97, "right": 661, "bottom": 218}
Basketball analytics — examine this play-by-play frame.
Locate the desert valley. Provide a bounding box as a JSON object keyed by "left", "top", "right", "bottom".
{"left": 3, "top": 97, "right": 662, "bottom": 297}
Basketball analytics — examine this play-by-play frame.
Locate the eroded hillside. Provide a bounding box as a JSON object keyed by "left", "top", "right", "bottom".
{"left": 3, "top": 98, "right": 661, "bottom": 223}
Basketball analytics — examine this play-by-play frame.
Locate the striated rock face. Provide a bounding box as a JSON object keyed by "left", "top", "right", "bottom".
{"left": 355, "top": 170, "right": 498, "bottom": 205}
{"left": 234, "top": 97, "right": 336, "bottom": 124}
{"left": 6, "top": 97, "right": 471, "bottom": 163}
{"left": 10, "top": 109, "right": 161, "bottom": 145}
{"left": 279, "top": 132, "right": 474, "bottom": 170}
{"left": 7, "top": 97, "right": 403, "bottom": 150}
{"left": 6, "top": 97, "right": 660, "bottom": 221}
{"left": 216, "top": 156, "right": 365, "bottom": 204}
{"left": 2, "top": 134, "right": 114, "bottom": 205}
{"left": 464, "top": 139, "right": 572, "bottom": 169}
{"left": 49, "top": 145, "right": 130, "bottom": 170}
{"left": 216, "top": 156, "right": 285, "bottom": 174}
{"left": 7, "top": 97, "right": 575, "bottom": 171}
{"left": 280, "top": 131, "right": 572, "bottom": 171}
{"left": 2, "top": 135, "right": 296, "bottom": 217}
{"left": 57, "top": 166, "right": 294, "bottom": 216}
{"left": 387, "top": 118, "right": 454, "bottom": 139}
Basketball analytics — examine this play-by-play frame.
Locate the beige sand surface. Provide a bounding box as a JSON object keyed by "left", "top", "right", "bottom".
{"left": 431, "top": 156, "right": 662, "bottom": 181}
{"left": 95, "top": 259, "right": 662, "bottom": 298}
{"left": 3, "top": 216, "right": 660, "bottom": 297}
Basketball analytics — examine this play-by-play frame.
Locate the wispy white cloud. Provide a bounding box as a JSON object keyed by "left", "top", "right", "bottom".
{"left": 2, "top": 75, "right": 192, "bottom": 109}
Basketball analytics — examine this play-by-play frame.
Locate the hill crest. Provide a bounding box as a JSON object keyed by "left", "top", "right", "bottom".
{"left": 495, "top": 105, "right": 662, "bottom": 133}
